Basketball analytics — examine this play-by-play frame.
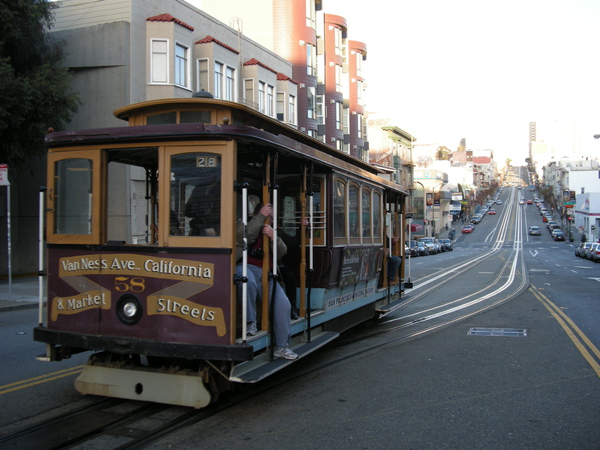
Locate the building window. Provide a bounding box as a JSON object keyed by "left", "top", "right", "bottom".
{"left": 335, "top": 64, "right": 343, "bottom": 92}
{"left": 175, "top": 43, "right": 189, "bottom": 88}
{"left": 335, "top": 101, "right": 342, "bottom": 130}
{"left": 277, "top": 92, "right": 285, "bottom": 121}
{"left": 343, "top": 108, "right": 349, "bottom": 135}
{"left": 151, "top": 39, "right": 168, "bottom": 84}
{"left": 267, "top": 85, "right": 274, "bottom": 116}
{"left": 288, "top": 94, "right": 295, "bottom": 124}
{"left": 197, "top": 59, "right": 208, "bottom": 92}
{"left": 357, "top": 113, "right": 363, "bottom": 139}
{"left": 307, "top": 86, "right": 316, "bottom": 119}
{"left": 214, "top": 62, "right": 223, "bottom": 98}
{"left": 356, "top": 51, "right": 363, "bottom": 77}
{"left": 334, "top": 27, "right": 342, "bottom": 56}
{"left": 357, "top": 79, "right": 363, "bottom": 103}
{"left": 316, "top": 95, "right": 325, "bottom": 125}
{"left": 244, "top": 79, "right": 254, "bottom": 105}
{"left": 306, "top": 0, "right": 316, "bottom": 28}
{"left": 306, "top": 44, "right": 316, "bottom": 76}
{"left": 258, "top": 81, "right": 265, "bottom": 113}
{"left": 225, "top": 66, "right": 235, "bottom": 101}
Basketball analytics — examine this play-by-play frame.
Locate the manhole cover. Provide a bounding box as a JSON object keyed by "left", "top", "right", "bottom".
{"left": 467, "top": 327, "right": 527, "bottom": 337}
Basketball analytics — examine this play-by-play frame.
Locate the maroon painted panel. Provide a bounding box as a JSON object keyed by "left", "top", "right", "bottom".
{"left": 47, "top": 248, "right": 233, "bottom": 345}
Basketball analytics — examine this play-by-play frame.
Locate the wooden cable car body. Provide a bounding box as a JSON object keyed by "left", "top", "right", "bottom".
{"left": 34, "top": 97, "right": 408, "bottom": 408}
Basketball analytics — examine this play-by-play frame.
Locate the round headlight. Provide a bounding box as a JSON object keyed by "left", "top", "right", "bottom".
{"left": 116, "top": 295, "right": 143, "bottom": 325}
{"left": 122, "top": 301, "right": 138, "bottom": 318}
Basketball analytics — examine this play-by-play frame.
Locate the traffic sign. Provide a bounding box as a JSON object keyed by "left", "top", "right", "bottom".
{"left": 0, "top": 164, "right": 9, "bottom": 186}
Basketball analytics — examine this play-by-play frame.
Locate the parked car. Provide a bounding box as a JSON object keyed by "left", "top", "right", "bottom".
{"left": 547, "top": 222, "right": 559, "bottom": 232}
{"left": 488, "top": 209, "right": 496, "bottom": 215}
{"left": 462, "top": 224, "right": 474, "bottom": 234}
{"left": 439, "top": 238, "right": 453, "bottom": 251}
{"left": 575, "top": 242, "right": 593, "bottom": 258}
{"left": 589, "top": 244, "right": 600, "bottom": 263}
{"left": 551, "top": 229, "right": 565, "bottom": 241}
{"left": 495, "top": 200, "right": 503, "bottom": 205}
{"left": 529, "top": 226, "right": 541, "bottom": 236}
{"left": 419, "top": 237, "right": 440, "bottom": 254}
{"left": 415, "top": 241, "right": 430, "bottom": 256}
{"left": 584, "top": 242, "right": 600, "bottom": 261}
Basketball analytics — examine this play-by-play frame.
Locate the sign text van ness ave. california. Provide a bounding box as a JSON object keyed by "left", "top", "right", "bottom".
{"left": 60, "top": 257, "right": 213, "bottom": 279}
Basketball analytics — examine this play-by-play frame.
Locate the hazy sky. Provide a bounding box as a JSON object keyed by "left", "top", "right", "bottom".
{"left": 190, "top": 0, "right": 600, "bottom": 162}
{"left": 323, "top": 0, "right": 600, "bottom": 161}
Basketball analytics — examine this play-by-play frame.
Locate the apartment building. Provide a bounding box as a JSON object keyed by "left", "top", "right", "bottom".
{"left": 200, "top": 0, "right": 368, "bottom": 160}
{"left": 367, "top": 119, "right": 415, "bottom": 189}
{"left": 51, "top": 0, "right": 297, "bottom": 131}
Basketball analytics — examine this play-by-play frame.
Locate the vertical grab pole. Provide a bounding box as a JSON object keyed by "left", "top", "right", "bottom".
{"left": 38, "top": 187, "right": 46, "bottom": 326}
{"left": 386, "top": 208, "right": 392, "bottom": 302}
{"left": 406, "top": 215, "right": 413, "bottom": 288}
{"left": 272, "top": 187, "right": 278, "bottom": 278}
{"left": 306, "top": 183, "right": 314, "bottom": 342}
{"left": 269, "top": 184, "right": 279, "bottom": 357}
{"left": 241, "top": 186, "right": 249, "bottom": 341}
{"left": 399, "top": 207, "right": 404, "bottom": 283}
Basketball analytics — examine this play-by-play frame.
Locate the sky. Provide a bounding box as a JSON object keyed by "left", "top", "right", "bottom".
{"left": 189, "top": 0, "right": 600, "bottom": 163}
{"left": 322, "top": 0, "right": 600, "bottom": 163}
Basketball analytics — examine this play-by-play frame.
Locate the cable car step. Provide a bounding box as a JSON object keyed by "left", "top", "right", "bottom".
{"left": 376, "top": 295, "right": 406, "bottom": 317}
{"left": 230, "top": 331, "right": 339, "bottom": 383}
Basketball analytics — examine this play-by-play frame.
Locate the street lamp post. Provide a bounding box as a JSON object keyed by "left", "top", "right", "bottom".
{"left": 430, "top": 182, "right": 444, "bottom": 237}
{"left": 414, "top": 181, "right": 426, "bottom": 236}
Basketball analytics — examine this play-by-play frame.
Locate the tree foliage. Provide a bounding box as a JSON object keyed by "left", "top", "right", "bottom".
{"left": 435, "top": 146, "right": 451, "bottom": 160}
{"left": 0, "top": 0, "right": 78, "bottom": 168}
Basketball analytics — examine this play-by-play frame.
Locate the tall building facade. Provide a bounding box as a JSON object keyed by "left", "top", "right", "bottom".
{"left": 51, "top": 0, "right": 298, "bottom": 131}
{"left": 201, "top": 0, "right": 368, "bottom": 160}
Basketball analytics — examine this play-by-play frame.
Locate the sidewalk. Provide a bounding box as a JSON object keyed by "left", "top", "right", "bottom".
{"left": 0, "top": 276, "right": 43, "bottom": 312}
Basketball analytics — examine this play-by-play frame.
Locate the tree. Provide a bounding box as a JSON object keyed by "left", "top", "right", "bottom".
{"left": 435, "top": 146, "right": 451, "bottom": 160}
{"left": 0, "top": 0, "right": 78, "bottom": 169}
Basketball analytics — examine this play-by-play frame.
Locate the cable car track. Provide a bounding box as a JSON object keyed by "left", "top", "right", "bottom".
{"left": 363, "top": 187, "right": 529, "bottom": 342}
{"left": 2, "top": 188, "right": 532, "bottom": 447}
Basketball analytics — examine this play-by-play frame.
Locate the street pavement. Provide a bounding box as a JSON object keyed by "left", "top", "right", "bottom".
{"left": 2, "top": 255, "right": 600, "bottom": 447}
{"left": 0, "top": 276, "right": 42, "bottom": 312}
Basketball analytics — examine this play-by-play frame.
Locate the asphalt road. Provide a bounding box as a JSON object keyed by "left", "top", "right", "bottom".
{"left": 1, "top": 184, "right": 599, "bottom": 448}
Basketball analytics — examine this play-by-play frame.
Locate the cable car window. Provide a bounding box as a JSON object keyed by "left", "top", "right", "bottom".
{"left": 373, "top": 191, "right": 382, "bottom": 238}
{"left": 171, "top": 153, "right": 221, "bottom": 236}
{"left": 180, "top": 110, "right": 211, "bottom": 123}
{"left": 348, "top": 184, "right": 359, "bottom": 238}
{"left": 310, "top": 178, "right": 325, "bottom": 244}
{"left": 333, "top": 180, "right": 346, "bottom": 238}
{"left": 362, "top": 187, "right": 371, "bottom": 238}
{"left": 147, "top": 112, "right": 177, "bottom": 125}
{"left": 54, "top": 158, "right": 92, "bottom": 235}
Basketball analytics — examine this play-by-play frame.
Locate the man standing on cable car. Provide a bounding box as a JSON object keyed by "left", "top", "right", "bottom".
{"left": 235, "top": 203, "right": 297, "bottom": 360}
